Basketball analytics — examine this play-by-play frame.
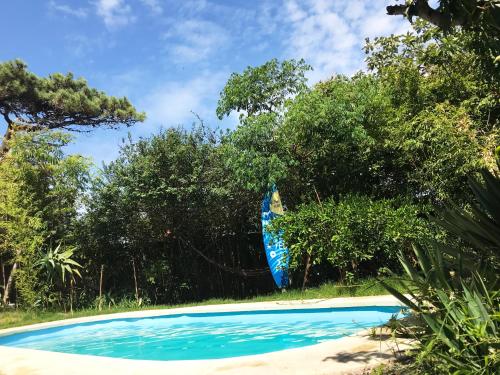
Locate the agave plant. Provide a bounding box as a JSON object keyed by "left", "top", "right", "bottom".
{"left": 381, "top": 169, "right": 500, "bottom": 374}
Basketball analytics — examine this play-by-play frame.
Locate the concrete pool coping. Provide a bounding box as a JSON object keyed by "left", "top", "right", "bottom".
{"left": 0, "top": 295, "right": 409, "bottom": 375}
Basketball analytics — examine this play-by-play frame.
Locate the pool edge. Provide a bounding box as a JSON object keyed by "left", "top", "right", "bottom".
{"left": 0, "top": 294, "right": 406, "bottom": 337}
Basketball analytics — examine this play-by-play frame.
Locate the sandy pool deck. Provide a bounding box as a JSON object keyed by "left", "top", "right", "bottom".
{"left": 0, "top": 295, "right": 409, "bottom": 375}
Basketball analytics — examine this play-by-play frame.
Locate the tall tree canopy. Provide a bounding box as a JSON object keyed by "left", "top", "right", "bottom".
{"left": 0, "top": 60, "right": 145, "bottom": 156}
{"left": 216, "top": 58, "right": 311, "bottom": 119}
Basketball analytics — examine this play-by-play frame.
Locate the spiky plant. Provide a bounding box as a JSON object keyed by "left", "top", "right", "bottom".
{"left": 382, "top": 170, "right": 500, "bottom": 374}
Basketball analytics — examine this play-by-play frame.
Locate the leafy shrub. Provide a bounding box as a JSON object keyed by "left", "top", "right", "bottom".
{"left": 269, "top": 195, "right": 431, "bottom": 283}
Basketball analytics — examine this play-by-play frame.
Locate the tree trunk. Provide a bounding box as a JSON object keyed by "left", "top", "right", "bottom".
{"left": 313, "top": 185, "right": 322, "bottom": 206}
{"left": 99, "top": 264, "right": 104, "bottom": 311}
{"left": 1, "top": 263, "right": 5, "bottom": 295}
{"left": 351, "top": 260, "right": 358, "bottom": 274}
{"left": 1, "top": 116, "right": 42, "bottom": 159}
{"left": 2, "top": 262, "right": 17, "bottom": 305}
{"left": 69, "top": 279, "right": 74, "bottom": 314}
{"left": 0, "top": 122, "right": 15, "bottom": 159}
{"left": 302, "top": 185, "right": 321, "bottom": 290}
{"left": 339, "top": 268, "right": 346, "bottom": 285}
{"left": 61, "top": 290, "right": 66, "bottom": 312}
{"left": 302, "top": 253, "right": 313, "bottom": 290}
{"left": 132, "top": 258, "right": 139, "bottom": 304}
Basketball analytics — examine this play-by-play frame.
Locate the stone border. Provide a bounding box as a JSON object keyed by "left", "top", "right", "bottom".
{"left": 0, "top": 295, "right": 407, "bottom": 375}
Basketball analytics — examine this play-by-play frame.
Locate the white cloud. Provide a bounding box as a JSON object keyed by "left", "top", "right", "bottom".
{"left": 140, "top": 0, "right": 163, "bottom": 15}
{"left": 96, "top": 0, "right": 135, "bottom": 29}
{"left": 48, "top": 1, "right": 88, "bottom": 18}
{"left": 65, "top": 35, "right": 94, "bottom": 58}
{"left": 343, "top": 0, "right": 366, "bottom": 21}
{"left": 285, "top": 1, "right": 307, "bottom": 22}
{"left": 180, "top": 0, "right": 209, "bottom": 14}
{"left": 256, "top": 2, "right": 279, "bottom": 35}
{"left": 65, "top": 33, "right": 117, "bottom": 60}
{"left": 360, "top": 12, "right": 410, "bottom": 40}
{"left": 284, "top": 1, "right": 357, "bottom": 81}
{"left": 101, "top": 68, "right": 148, "bottom": 98}
{"left": 282, "top": 0, "right": 410, "bottom": 82}
{"left": 140, "top": 71, "right": 227, "bottom": 130}
{"left": 164, "top": 19, "right": 230, "bottom": 63}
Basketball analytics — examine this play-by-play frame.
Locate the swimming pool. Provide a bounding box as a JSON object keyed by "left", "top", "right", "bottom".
{"left": 0, "top": 306, "right": 402, "bottom": 361}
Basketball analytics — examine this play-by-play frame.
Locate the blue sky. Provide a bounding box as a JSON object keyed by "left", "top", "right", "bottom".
{"left": 1, "top": 0, "right": 409, "bottom": 165}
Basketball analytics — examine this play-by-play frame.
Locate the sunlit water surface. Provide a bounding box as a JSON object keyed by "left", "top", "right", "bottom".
{"left": 0, "top": 306, "right": 402, "bottom": 360}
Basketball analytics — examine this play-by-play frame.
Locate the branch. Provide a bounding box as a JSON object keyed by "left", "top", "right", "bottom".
{"left": 386, "top": 4, "right": 408, "bottom": 17}
{"left": 0, "top": 114, "right": 45, "bottom": 158}
{"left": 12, "top": 123, "right": 43, "bottom": 132}
{"left": 387, "top": 0, "right": 461, "bottom": 30}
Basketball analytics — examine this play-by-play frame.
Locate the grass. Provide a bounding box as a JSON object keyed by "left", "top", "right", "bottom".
{"left": 0, "top": 277, "right": 403, "bottom": 330}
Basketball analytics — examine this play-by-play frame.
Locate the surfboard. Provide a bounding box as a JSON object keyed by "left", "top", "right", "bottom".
{"left": 261, "top": 185, "right": 289, "bottom": 288}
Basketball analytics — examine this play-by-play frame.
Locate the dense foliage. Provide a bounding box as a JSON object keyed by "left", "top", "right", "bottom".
{"left": 65, "top": 23, "right": 495, "bottom": 309}
{"left": 0, "top": 132, "right": 89, "bottom": 308}
{"left": 269, "top": 196, "right": 431, "bottom": 284}
{"left": 2, "top": 19, "right": 496, "bottom": 311}
{"left": 76, "top": 126, "right": 270, "bottom": 305}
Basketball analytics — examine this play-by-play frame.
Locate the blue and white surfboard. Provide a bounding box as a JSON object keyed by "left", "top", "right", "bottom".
{"left": 261, "top": 185, "right": 289, "bottom": 288}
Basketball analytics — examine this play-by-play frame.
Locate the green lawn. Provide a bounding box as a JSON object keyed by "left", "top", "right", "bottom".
{"left": 0, "top": 278, "right": 402, "bottom": 330}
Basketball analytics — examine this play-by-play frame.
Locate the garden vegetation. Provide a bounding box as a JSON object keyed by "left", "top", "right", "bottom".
{"left": 0, "top": 1, "right": 498, "bottom": 373}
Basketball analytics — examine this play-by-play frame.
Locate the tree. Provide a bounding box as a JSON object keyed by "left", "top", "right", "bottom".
{"left": 363, "top": 24, "right": 497, "bottom": 204}
{"left": 280, "top": 74, "right": 392, "bottom": 201}
{"left": 386, "top": 0, "right": 500, "bottom": 31}
{"left": 221, "top": 112, "right": 290, "bottom": 193}
{"left": 386, "top": 1, "right": 500, "bottom": 66}
{"left": 216, "top": 58, "right": 311, "bottom": 119}
{"left": 0, "top": 131, "right": 89, "bottom": 306}
{"left": 0, "top": 60, "right": 145, "bottom": 157}
{"left": 0, "top": 156, "right": 44, "bottom": 306}
{"left": 78, "top": 126, "right": 270, "bottom": 304}
{"left": 365, "top": 21, "right": 498, "bottom": 119}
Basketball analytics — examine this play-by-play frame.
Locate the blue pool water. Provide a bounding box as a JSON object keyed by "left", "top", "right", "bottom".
{"left": 0, "top": 306, "right": 402, "bottom": 360}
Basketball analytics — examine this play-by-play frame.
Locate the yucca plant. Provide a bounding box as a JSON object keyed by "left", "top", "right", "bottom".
{"left": 381, "top": 169, "right": 500, "bottom": 374}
